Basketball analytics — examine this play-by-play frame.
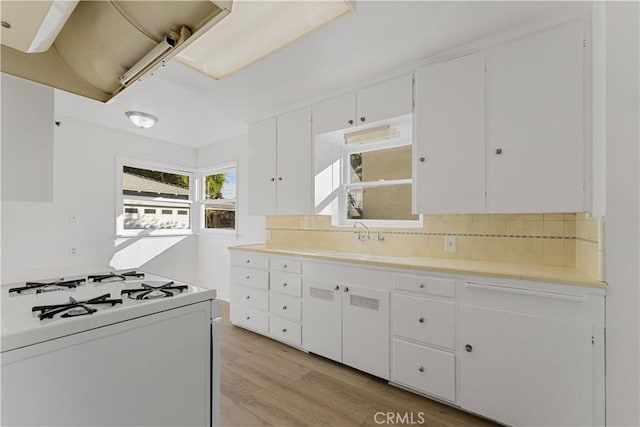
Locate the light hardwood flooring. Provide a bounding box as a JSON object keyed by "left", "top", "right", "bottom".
{"left": 219, "top": 301, "right": 498, "bottom": 427}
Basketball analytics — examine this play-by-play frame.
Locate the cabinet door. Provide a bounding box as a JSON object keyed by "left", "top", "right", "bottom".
{"left": 460, "top": 304, "right": 593, "bottom": 427}
{"left": 489, "top": 22, "right": 584, "bottom": 213}
{"left": 312, "top": 92, "right": 356, "bottom": 135}
{"left": 356, "top": 74, "right": 413, "bottom": 125}
{"left": 248, "top": 118, "right": 277, "bottom": 215}
{"left": 276, "top": 107, "right": 313, "bottom": 214}
{"left": 342, "top": 286, "right": 389, "bottom": 380}
{"left": 414, "top": 53, "right": 486, "bottom": 214}
{"left": 302, "top": 279, "right": 342, "bottom": 362}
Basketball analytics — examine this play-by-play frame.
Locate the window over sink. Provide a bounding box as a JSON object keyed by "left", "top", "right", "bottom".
{"left": 314, "top": 114, "right": 421, "bottom": 227}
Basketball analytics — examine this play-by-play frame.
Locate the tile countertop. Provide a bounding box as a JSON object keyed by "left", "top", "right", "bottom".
{"left": 229, "top": 244, "right": 607, "bottom": 290}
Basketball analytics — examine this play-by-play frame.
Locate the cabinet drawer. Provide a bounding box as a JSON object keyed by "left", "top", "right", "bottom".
{"left": 230, "top": 252, "right": 269, "bottom": 269}
{"left": 394, "top": 274, "right": 455, "bottom": 298}
{"left": 231, "top": 304, "right": 268, "bottom": 334}
{"left": 269, "top": 316, "right": 302, "bottom": 346}
{"left": 270, "top": 272, "right": 302, "bottom": 297}
{"left": 393, "top": 339, "right": 455, "bottom": 402}
{"left": 230, "top": 267, "right": 269, "bottom": 290}
{"left": 231, "top": 285, "right": 268, "bottom": 311}
{"left": 270, "top": 258, "right": 302, "bottom": 274}
{"left": 393, "top": 294, "right": 455, "bottom": 349}
{"left": 269, "top": 293, "right": 301, "bottom": 321}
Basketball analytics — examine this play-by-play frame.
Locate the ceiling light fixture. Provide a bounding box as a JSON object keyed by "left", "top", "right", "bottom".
{"left": 177, "top": 1, "right": 356, "bottom": 80}
{"left": 125, "top": 111, "right": 158, "bottom": 129}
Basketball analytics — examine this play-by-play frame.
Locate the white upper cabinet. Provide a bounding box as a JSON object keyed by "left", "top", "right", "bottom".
{"left": 414, "top": 52, "right": 486, "bottom": 214}
{"left": 248, "top": 107, "right": 313, "bottom": 215}
{"left": 276, "top": 107, "right": 313, "bottom": 214}
{"left": 248, "top": 118, "right": 277, "bottom": 215}
{"left": 1, "top": 73, "right": 54, "bottom": 202}
{"left": 488, "top": 22, "right": 585, "bottom": 213}
{"left": 312, "top": 74, "right": 413, "bottom": 135}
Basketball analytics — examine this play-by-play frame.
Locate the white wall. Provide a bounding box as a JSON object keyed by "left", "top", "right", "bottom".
{"left": 196, "top": 136, "right": 265, "bottom": 300}
{"left": 603, "top": 2, "right": 640, "bottom": 426}
{"left": 1, "top": 116, "right": 199, "bottom": 284}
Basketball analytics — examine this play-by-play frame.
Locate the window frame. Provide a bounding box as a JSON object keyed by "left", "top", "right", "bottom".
{"left": 338, "top": 137, "right": 422, "bottom": 228}
{"left": 116, "top": 157, "right": 196, "bottom": 237}
{"left": 197, "top": 162, "right": 238, "bottom": 237}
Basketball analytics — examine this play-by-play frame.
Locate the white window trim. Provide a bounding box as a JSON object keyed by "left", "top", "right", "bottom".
{"left": 115, "top": 156, "right": 196, "bottom": 237}
{"left": 197, "top": 162, "right": 238, "bottom": 237}
{"left": 338, "top": 139, "right": 423, "bottom": 228}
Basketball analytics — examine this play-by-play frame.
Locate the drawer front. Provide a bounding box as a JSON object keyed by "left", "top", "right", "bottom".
{"left": 393, "top": 294, "right": 456, "bottom": 349}
{"left": 269, "top": 316, "right": 302, "bottom": 346}
{"left": 394, "top": 274, "right": 455, "bottom": 298}
{"left": 230, "top": 252, "right": 269, "bottom": 269}
{"left": 231, "top": 304, "right": 268, "bottom": 334}
{"left": 393, "top": 339, "right": 455, "bottom": 402}
{"left": 231, "top": 285, "right": 268, "bottom": 311}
{"left": 270, "top": 272, "right": 302, "bottom": 297}
{"left": 269, "top": 293, "right": 302, "bottom": 321}
{"left": 270, "top": 258, "right": 302, "bottom": 274}
{"left": 231, "top": 267, "right": 269, "bottom": 290}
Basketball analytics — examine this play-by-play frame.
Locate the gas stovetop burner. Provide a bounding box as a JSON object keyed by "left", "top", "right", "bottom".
{"left": 121, "top": 281, "right": 188, "bottom": 300}
{"left": 88, "top": 271, "right": 144, "bottom": 283}
{"left": 32, "top": 294, "right": 123, "bottom": 321}
{"left": 9, "top": 278, "right": 86, "bottom": 295}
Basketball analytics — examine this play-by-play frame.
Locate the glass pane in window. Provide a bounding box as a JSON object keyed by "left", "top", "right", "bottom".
{"left": 205, "top": 170, "right": 236, "bottom": 229}
{"left": 347, "top": 185, "right": 418, "bottom": 221}
{"left": 349, "top": 145, "right": 411, "bottom": 183}
{"left": 122, "top": 165, "right": 191, "bottom": 230}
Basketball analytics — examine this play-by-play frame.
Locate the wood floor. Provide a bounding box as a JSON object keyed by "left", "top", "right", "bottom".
{"left": 218, "top": 301, "right": 497, "bottom": 427}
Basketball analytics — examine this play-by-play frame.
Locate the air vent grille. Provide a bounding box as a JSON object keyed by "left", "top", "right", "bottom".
{"left": 310, "top": 287, "right": 334, "bottom": 301}
{"left": 350, "top": 294, "right": 379, "bottom": 311}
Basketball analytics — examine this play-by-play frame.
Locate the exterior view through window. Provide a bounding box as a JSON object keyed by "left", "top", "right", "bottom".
{"left": 122, "top": 166, "right": 191, "bottom": 230}
{"left": 204, "top": 168, "right": 236, "bottom": 230}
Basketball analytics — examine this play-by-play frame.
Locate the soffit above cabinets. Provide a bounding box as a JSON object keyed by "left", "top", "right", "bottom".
{"left": 176, "top": 0, "right": 355, "bottom": 80}
{"left": 0, "top": 0, "right": 232, "bottom": 103}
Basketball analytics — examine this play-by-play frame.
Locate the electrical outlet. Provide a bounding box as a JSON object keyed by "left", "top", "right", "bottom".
{"left": 444, "top": 236, "right": 456, "bottom": 253}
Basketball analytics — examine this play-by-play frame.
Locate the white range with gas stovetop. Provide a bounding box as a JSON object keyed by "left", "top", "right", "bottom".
{"left": 1, "top": 270, "right": 220, "bottom": 427}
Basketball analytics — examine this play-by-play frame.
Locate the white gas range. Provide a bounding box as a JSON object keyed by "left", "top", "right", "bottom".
{"left": 1, "top": 270, "right": 221, "bottom": 427}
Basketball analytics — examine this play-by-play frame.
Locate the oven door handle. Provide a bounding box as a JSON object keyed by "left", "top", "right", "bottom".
{"left": 210, "top": 317, "right": 222, "bottom": 427}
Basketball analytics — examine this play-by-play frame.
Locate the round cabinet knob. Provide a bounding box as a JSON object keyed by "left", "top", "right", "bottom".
{"left": 419, "top": 157, "right": 426, "bottom": 163}
{"left": 245, "top": 276, "right": 250, "bottom": 280}
{"left": 348, "top": 119, "right": 354, "bottom": 125}
{"left": 278, "top": 177, "right": 283, "bottom": 181}
{"left": 419, "top": 283, "right": 425, "bottom": 289}
{"left": 495, "top": 148, "right": 503, "bottom": 155}
{"left": 245, "top": 259, "right": 251, "bottom": 264}
{"left": 282, "top": 283, "right": 288, "bottom": 287}
{"left": 418, "top": 317, "right": 425, "bottom": 324}
{"left": 465, "top": 344, "right": 473, "bottom": 353}
{"left": 360, "top": 117, "right": 366, "bottom": 122}
{"left": 246, "top": 316, "right": 250, "bottom": 320}
{"left": 282, "top": 328, "right": 287, "bottom": 333}
{"left": 270, "top": 177, "right": 275, "bottom": 182}
{"left": 334, "top": 285, "right": 340, "bottom": 291}
{"left": 418, "top": 366, "right": 425, "bottom": 373}
{"left": 282, "top": 306, "right": 287, "bottom": 310}
{"left": 343, "top": 287, "right": 349, "bottom": 292}
{"left": 245, "top": 296, "right": 250, "bottom": 300}
{"left": 282, "top": 264, "right": 287, "bottom": 269}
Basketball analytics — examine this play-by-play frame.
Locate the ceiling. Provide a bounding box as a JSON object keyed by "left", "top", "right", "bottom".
{"left": 54, "top": 1, "right": 591, "bottom": 149}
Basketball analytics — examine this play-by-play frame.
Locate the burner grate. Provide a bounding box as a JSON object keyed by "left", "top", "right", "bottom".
{"left": 88, "top": 271, "right": 144, "bottom": 283}
{"left": 9, "top": 278, "right": 86, "bottom": 295}
{"left": 32, "top": 294, "right": 123, "bottom": 320}
{"left": 121, "top": 281, "right": 187, "bottom": 300}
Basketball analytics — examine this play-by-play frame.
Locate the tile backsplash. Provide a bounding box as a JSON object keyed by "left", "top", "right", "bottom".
{"left": 265, "top": 213, "right": 604, "bottom": 281}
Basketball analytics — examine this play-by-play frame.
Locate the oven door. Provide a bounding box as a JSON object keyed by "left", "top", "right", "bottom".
{"left": 1, "top": 301, "right": 212, "bottom": 426}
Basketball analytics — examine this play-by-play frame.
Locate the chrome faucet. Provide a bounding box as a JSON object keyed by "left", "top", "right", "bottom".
{"left": 353, "top": 221, "right": 384, "bottom": 241}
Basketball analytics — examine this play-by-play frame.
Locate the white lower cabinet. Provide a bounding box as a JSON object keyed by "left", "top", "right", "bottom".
{"left": 303, "top": 278, "right": 390, "bottom": 380}
{"left": 230, "top": 249, "right": 605, "bottom": 427}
